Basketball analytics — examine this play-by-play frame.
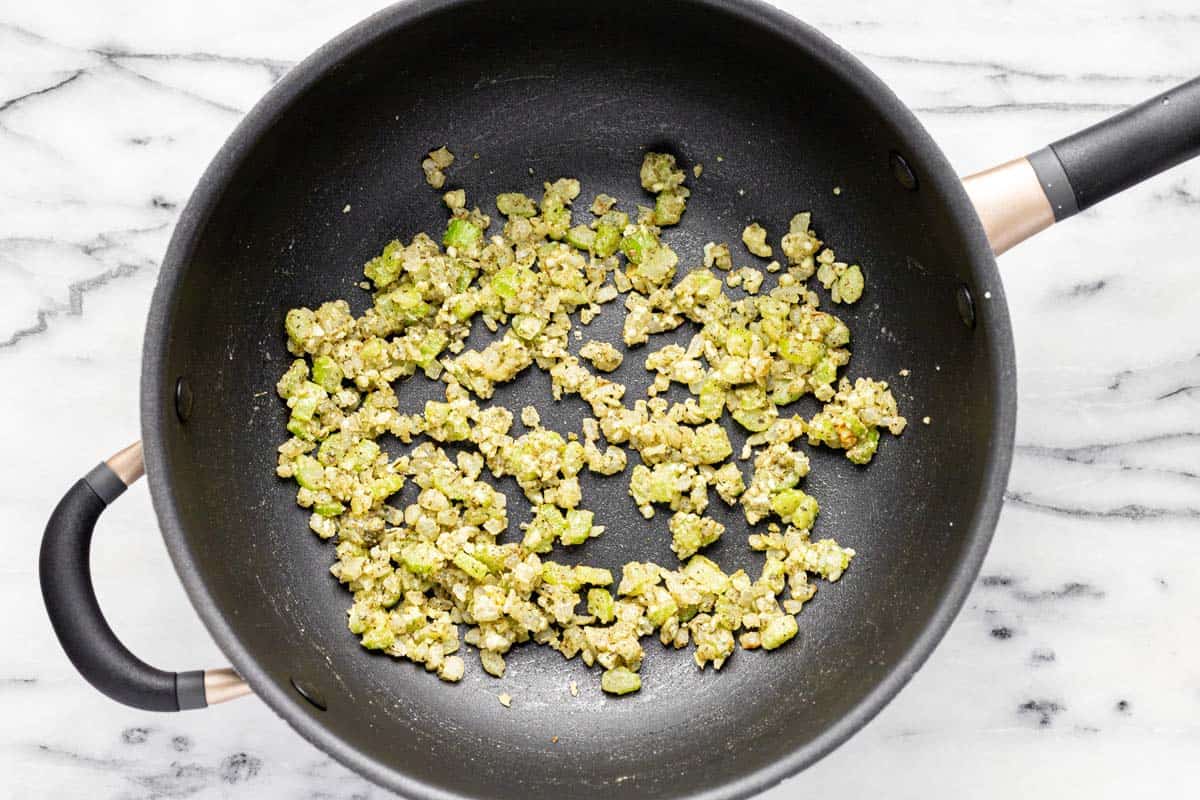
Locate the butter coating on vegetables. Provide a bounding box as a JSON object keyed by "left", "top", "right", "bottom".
{"left": 274, "top": 149, "right": 904, "bottom": 695}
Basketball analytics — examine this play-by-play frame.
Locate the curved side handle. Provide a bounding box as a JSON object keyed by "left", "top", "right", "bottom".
{"left": 40, "top": 442, "right": 251, "bottom": 711}
{"left": 963, "top": 76, "right": 1200, "bottom": 255}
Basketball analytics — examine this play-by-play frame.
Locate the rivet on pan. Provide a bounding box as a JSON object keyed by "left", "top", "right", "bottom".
{"left": 889, "top": 152, "right": 918, "bottom": 191}
{"left": 290, "top": 677, "right": 327, "bottom": 711}
{"left": 956, "top": 284, "right": 977, "bottom": 330}
{"left": 174, "top": 377, "right": 194, "bottom": 422}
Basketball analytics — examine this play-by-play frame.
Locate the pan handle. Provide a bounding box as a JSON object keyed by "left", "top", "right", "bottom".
{"left": 40, "top": 441, "right": 251, "bottom": 711}
{"left": 963, "top": 76, "right": 1200, "bottom": 255}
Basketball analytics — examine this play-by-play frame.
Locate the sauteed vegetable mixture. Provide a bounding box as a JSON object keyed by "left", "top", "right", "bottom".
{"left": 274, "top": 149, "right": 905, "bottom": 694}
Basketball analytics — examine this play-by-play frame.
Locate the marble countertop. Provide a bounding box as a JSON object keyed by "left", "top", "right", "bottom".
{"left": 5, "top": 0, "right": 1200, "bottom": 797}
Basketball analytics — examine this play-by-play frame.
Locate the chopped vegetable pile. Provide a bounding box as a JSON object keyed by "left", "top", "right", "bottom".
{"left": 274, "top": 147, "right": 905, "bottom": 694}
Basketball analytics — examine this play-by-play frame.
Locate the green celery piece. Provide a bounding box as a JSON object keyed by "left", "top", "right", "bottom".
{"left": 565, "top": 224, "right": 597, "bottom": 252}
{"left": 293, "top": 455, "right": 324, "bottom": 490}
{"left": 400, "top": 542, "right": 440, "bottom": 575}
{"left": 561, "top": 509, "right": 594, "bottom": 545}
{"left": 314, "top": 500, "right": 345, "bottom": 517}
{"left": 761, "top": 615, "right": 799, "bottom": 650}
{"left": 592, "top": 223, "right": 621, "bottom": 258}
{"left": 312, "top": 356, "right": 343, "bottom": 392}
{"left": 587, "top": 588, "right": 615, "bottom": 623}
{"left": 601, "top": 667, "right": 642, "bottom": 695}
{"left": 453, "top": 551, "right": 490, "bottom": 581}
{"left": 443, "top": 218, "right": 482, "bottom": 252}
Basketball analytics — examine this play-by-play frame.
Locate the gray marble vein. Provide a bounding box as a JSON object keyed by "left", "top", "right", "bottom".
{"left": 4, "top": 0, "right": 1200, "bottom": 799}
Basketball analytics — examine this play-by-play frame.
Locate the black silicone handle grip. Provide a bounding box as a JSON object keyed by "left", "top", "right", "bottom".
{"left": 40, "top": 464, "right": 207, "bottom": 711}
{"left": 1029, "top": 77, "right": 1200, "bottom": 220}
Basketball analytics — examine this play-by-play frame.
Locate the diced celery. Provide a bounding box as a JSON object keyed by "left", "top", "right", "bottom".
{"left": 541, "top": 196, "right": 571, "bottom": 240}
{"left": 771, "top": 488, "right": 819, "bottom": 529}
{"left": 779, "top": 334, "right": 824, "bottom": 367}
{"left": 761, "top": 615, "right": 799, "bottom": 650}
{"left": 601, "top": 667, "right": 642, "bottom": 695}
{"left": 683, "top": 555, "right": 731, "bottom": 593}
{"left": 632, "top": 244, "right": 677, "bottom": 287}
{"left": 714, "top": 596, "right": 742, "bottom": 630}
{"left": 287, "top": 416, "right": 314, "bottom": 440}
{"left": 731, "top": 406, "right": 777, "bottom": 433}
{"left": 810, "top": 357, "right": 838, "bottom": 386}
{"left": 825, "top": 320, "right": 851, "bottom": 348}
{"left": 361, "top": 626, "right": 396, "bottom": 650}
{"left": 424, "top": 400, "right": 449, "bottom": 428}
{"left": 587, "top": 588, "right": 615, "bottom": 623}
{"left": 560, "top": 509, "right": 594, "bottom": 545}
{"left": 314, "top": 500, "right": 345, "bottom": 517}
{"left": 646, "top": 596, "right": 679, "bottom": 627}
{"left": 770, "top": 488, "right": 803, "bottom": 516}
{"left": 619, "top": 228, "right": 658, "bottom": 264}
{"left": 291, "top": 381, "right": 325, "bottom": 421}
{"left": 312, "top": 355, "right": 343, "bottom": 392}
{"left": 837, "top": 265, "right": 864, "bottom": 303}
{"left": 618, "top": 562, "right": 661, "bottom": 597}
{"left": 453, "top": 551, "right": 490, "bottom": 581}
{"left": 726, "top": 327, "right": 752, "bottom": 357}
{"left": 491, "top": 264, "right": 522, "bottom": 298}
{"left": 565, "top": 224, "right": 596, "bottom": 252}
{"left": 760, "top": 316, "right": 785, "bottom": 344}
{"left": 276, "top": 359, "right": 308, "bottom": 398}
{"left": 316, "top": 434, "right": 349, "bottom": 466}
{"left": 770, "top": 381, "right": 803, "bottom": 406}
{"left": 452, "top": 260, "right": 478, "bottom": 292}
{"left": 592, "top": 223, "right": 621, "bottom": 258}
{"left": 647, "top": 468, "right": 677, "bottom": 504}
{"left": 285, "top": 308, "right": 316, "bottom": 345}
{"left": 293, "top": 455, "right": 324, "bottom": 490}
{"left": 473, "top": 543, "right": 508, "bottom": 572}
{"left": 400, "top": 542, "right": 440, "bottom": 575}
{"left": 575, "top": 565, "right": 613, "bottom": 586}
{"left": 443, "top": 218, "right": 482, "bottom": 253}
{"left": 756, "top": 296, "right": 788, "bottom": 319}
{"left": 522, "top": 505, "right": 566, "bottom": 553}
{"left": 846, "top": 427, "right": 880, "bottom": 465}
{"left": 541, "top": 561, "right": 581, "bottom": 590}
{"left": 446, "top": 293, "right": 478, "bottom": 321}
{"left": 343, "top": 439, "right": 381, "bottom": 471}
{"left": 640, "top": 152, "right": 684, "bottom": 192}
{"left": 377, "top": 287, "right": 430, "bottom": 324}
{"left": 415, "top": 329, "right": 448, "bottom": 367}
{"left": 698, "top": 378, "right": 726, "bottom": 420}
{"left": 511, "top": 314, "right": 545, "bottom": 341}
{"left": 371, "top": 473, "right": 405, "bottom": 501}
{"left": 360, "top": 337, "right": 388, "bottom": 370}
{"left": 693, "top": 423, "right": 732, "bottom": 464}
{"left": 363, "top": 240, "right": 403, "bottom": 287}
{"left": 653, "top": 189, "right": 687, "bottom": 226}
{"left": 599, "top": 210, "right": 630, "bottom": 229}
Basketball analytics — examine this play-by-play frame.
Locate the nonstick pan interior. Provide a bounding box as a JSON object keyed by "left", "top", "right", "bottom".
{"left": 144, "top": 1, "right": 1014, "bottom": 797}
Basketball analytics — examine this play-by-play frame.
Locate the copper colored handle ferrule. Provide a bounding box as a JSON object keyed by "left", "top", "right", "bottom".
{"left": 962, "top": 157, "right": 1055, "bottom": 256}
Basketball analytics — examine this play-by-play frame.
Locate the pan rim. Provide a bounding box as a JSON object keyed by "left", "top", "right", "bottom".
{"left": 141, "top": 0, "right": 1016, "bottom": 797}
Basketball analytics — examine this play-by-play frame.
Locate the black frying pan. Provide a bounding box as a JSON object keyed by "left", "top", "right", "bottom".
{"left": 39, "top": 1, "right": 1200, "bottom": 798}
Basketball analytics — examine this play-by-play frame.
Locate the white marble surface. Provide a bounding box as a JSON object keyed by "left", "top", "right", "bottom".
{"left": 4, "top": 0, "right": 1200, "bottom": 797}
